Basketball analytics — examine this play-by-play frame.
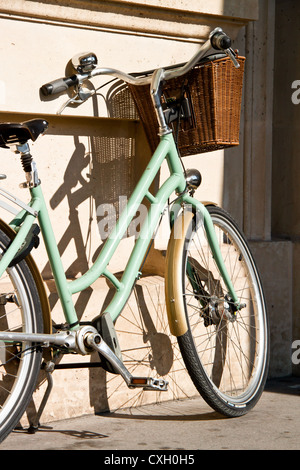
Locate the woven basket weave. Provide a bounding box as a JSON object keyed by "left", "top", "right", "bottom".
{"left": 128, "top": 55, "right": 245, "bottom": 156}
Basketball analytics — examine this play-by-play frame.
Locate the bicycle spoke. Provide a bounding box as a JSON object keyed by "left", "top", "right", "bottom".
{"left": 106, "top": 276, "right": 196, "bottom": 412}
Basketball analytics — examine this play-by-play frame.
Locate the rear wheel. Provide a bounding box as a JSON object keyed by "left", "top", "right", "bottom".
{"left": 0, "top": 229, "right": 43, "bottom": 442}
{"left": 175, "top": 206, "right": 269, "bottom": 416}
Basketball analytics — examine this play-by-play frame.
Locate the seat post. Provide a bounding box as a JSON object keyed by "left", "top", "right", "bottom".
{"left": 16, "top": 142, "right": 40, "bottom": 189}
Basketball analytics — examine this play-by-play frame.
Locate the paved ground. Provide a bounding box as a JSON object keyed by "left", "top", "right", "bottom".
{"left": 1, "top": 376, "right": 299, "bottom": 452}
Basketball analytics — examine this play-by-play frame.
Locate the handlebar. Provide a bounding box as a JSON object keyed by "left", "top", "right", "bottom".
{"left": 40, "top": 75, "right": 79, "bottom": 96}
{"left": 210, "top": 29, "right": 232, "bottom": 50}
{"left": 40, "top": 27, "right": 239, "bottom": 98}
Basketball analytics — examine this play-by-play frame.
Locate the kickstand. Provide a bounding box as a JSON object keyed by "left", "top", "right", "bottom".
{"left": 28, "top": 361, "right": 54, "bottom": 434}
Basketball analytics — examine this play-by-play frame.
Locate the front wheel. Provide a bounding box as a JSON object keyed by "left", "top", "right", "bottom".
{"left": 168, "top": 205, "right": 269, "bottom": 417}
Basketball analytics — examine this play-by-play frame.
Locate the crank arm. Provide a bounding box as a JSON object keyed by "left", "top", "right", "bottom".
{"left": 85, "top": 332, "right": 132, "bottom": 385}
{"left": 85, "top": 332, "right": 168, "bottom": 391}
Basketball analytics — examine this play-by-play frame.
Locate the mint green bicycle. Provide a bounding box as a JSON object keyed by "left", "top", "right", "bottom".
{"left": 0, "top": 28, "right": 269, "bottom": 443}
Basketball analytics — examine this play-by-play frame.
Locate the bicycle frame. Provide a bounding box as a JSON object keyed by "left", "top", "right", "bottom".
{"left": 0, "top": 131, "right": 239, "bottom": 340}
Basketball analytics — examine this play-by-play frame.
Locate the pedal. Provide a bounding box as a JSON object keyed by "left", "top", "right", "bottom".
{"left": 129, "top": 376, "right": 168, "bottom": 391}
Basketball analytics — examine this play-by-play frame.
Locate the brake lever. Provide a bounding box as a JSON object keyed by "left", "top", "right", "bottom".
{"left": 224, "top": 47, "right": 240, "bottom": 69}
{"left": 56, "top": 84, "right": 95, "bottom": 115}
{"left": 57, "top": 95, "right": 80, "bottom": 115}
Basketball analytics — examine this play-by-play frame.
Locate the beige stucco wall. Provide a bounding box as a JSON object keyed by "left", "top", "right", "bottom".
{"left": 0, "top": 0, "right": 297, "bottom": 427}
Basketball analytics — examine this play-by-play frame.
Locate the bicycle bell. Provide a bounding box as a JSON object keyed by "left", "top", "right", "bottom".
{"left": 71, "top": 52, "right": 98, "bottom": 73}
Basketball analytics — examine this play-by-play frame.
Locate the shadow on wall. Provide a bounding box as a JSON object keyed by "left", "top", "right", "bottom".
{"left": 41, "top": 129, "right": 138, "bottom": 321}
{"left": 41, "top": 82, "right": 144, "bottom": 321}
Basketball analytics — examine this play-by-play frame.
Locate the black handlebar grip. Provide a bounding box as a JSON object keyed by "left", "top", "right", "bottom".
{"left": 40, "top": 75, "right": 78, "bottom": 96}
{"left": 211, "top": 32, "right": 232, "bottom": 51}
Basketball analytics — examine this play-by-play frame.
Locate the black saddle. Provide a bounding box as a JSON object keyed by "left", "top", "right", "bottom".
{"left": 0, "top": 119, "right": 48, "bottom": 149}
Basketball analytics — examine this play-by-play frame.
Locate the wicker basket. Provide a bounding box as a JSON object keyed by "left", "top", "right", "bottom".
{"left": 128, "top": 55, "right": 245, "bottom": 156}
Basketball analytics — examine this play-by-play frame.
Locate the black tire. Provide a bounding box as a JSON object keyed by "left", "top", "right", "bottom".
{"left": 0, "top": 229, "right": 43, "bottom": 442}
{"left": 177, "top": 206, "right": 269, "bottom": 417}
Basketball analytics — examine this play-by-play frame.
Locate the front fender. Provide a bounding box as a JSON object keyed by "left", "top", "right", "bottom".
{"left": 165, "top": 210, "right": 193, "bottom": 337}
{"left": 165, "top": 201, "right": 218, "bottom": 337}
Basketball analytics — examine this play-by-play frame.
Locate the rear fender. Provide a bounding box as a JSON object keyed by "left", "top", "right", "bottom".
{"left": 0, "top": 218, "right": 51, "bottom": 334}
